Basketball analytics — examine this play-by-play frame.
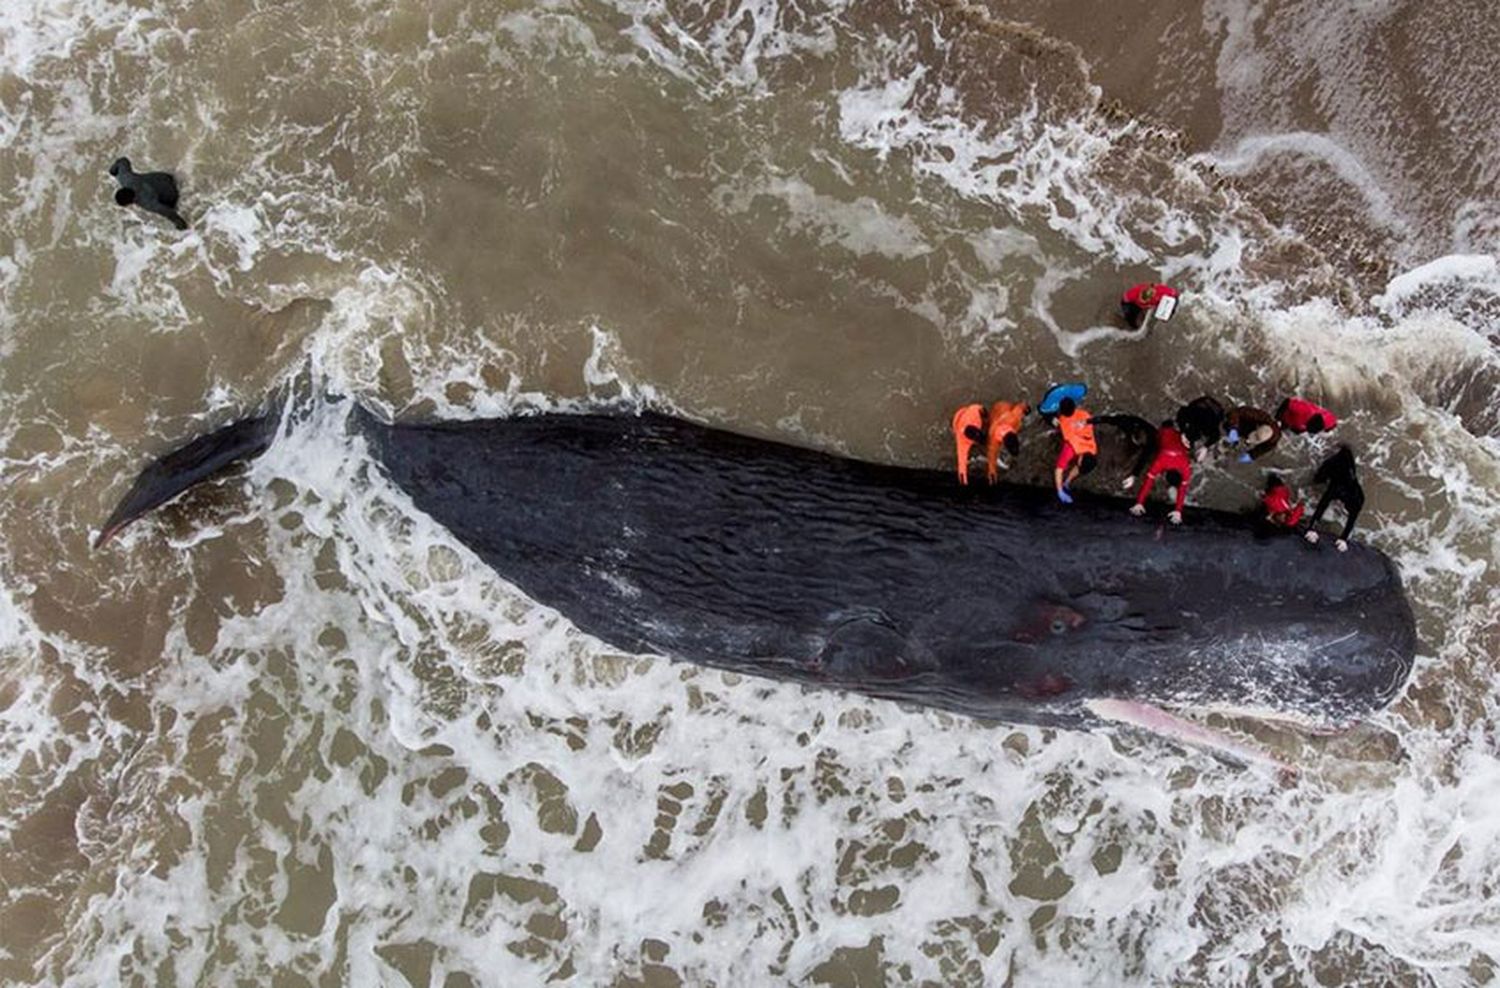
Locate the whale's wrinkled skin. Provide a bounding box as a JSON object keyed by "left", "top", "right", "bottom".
{"left": 100, "top": 408, "right": 1417, "bottom": 732}
{"left": 357, "top": 411, "right": 1415, "bottom": 729}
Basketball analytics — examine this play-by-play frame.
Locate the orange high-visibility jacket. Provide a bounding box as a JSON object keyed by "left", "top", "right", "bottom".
{"left": 951, "top": 404, "right": 985, "bottom": 485}
{"left": 985, "top": 401, "right": 1027, "bottom": 482}
{"left": 1057, "top": 408, "right": 1097, "bottom": 456}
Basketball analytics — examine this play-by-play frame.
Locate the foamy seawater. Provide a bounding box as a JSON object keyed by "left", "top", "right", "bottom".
{"left": 1, "top": 0, "right": 1497, "bottom": 984}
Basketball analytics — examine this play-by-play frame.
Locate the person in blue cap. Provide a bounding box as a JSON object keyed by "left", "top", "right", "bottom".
{"left": 1038, "top": 382, "right": 1087, "bottom": 427}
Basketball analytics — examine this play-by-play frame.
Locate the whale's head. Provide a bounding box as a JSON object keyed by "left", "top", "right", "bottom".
{"left": 828, "top": 537, "right": 1417, "bottom": 730}
{"left": 963, "top": 583, "right": 1416, "bottom": 727}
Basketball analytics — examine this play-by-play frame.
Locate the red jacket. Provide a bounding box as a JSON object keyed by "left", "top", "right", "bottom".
{"left": 1135, "top": 426, "right": 1191, "bottom": 513}
{"left": 1121, "top": 283, "right": 1178, "bottom": 308}
{"left": 1261, "top": 484, "right": 1305, "bottom": 527}
{"left": 1278, "top": 397, "right": 1338, "bottom": 433}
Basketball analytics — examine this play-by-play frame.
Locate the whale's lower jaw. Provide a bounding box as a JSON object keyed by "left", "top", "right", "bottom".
{"left": 1085, "top": 699, "right": 1300, "bottom": 770}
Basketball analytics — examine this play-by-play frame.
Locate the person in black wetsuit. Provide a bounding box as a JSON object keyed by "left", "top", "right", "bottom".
{"left": 1175, "top": 395, "right": 1225, "bottom": 460}
{"left": 1303, "top": 445, "right": 1364, "bottom": 552}
{"left": 1092, "top": 413, "right": 1156, "bottom": 491}
{"left": 109, "top": 157, "right": 189, "bottom": 230}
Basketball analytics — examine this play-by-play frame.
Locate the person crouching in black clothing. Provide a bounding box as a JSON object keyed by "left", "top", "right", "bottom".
{"left": 1304, "top": 446, "right": 1364, "bottom": 553}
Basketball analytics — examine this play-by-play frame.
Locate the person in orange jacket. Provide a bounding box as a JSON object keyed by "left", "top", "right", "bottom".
{"left": 985, "top": 400, "right": 1029, "bottom": 483}
{"left": 1128, "top": 420, "right": 1192, "bottom": 524}
{"left": 951, "top": 404, "right": 987, "bottom": 485}
{"left": 1052, "top": 398, "right": 1097, "bottom": 504}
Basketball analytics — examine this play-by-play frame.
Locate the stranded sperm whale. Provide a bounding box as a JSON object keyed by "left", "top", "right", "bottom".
{"left": 97, "top": 406, "right": 1417, "bottom": 742}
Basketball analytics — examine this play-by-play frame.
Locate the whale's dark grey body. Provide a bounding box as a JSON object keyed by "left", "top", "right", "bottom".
{"left": 102, "top": 408, "right": 1417, "bottom": 730}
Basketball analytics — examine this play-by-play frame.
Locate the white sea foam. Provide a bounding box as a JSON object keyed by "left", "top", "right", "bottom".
{"left": 836, "top": 78, "right": 1158, "bottom": 267}
{"left": 1206, "top": 131, "right": 1409, "bottom": 235}
{"left": 718, "top": 175, "right": 932, "bottom": 260}
{"left": 1256, "top": 298, "right": 1499, "bottom": 410}
{"left": 611, "top": 0, "right": 845, "bottom": 92}
{"left": 200, "top": 203, "right": 267, "bottom": 273}
{"left": 1373, "top": 253, "right": 1500, "bottom": 313}
{"left": 1205, "top": 0, "right": 1500, "bottom": 265}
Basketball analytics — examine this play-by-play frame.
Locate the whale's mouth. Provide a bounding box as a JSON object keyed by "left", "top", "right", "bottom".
{"left": 1085, "top": 698, "right": 1309, "bottom": 772}
{"left": 1083, "top": 695, "right": 1383, "bottom": 773}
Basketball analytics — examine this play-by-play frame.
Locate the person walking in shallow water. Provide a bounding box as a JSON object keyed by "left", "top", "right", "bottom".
{"left": 1119, "top": 281, "right": 1178, "bottom": 330}
{"left": 109, "top": 157, "right": 188, "bottom": 230}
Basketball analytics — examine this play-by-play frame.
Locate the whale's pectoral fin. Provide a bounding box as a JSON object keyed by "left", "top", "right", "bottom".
{"left": 1086, "top": 698, "right": 1296, "bottom": 775}
{"left": 95, "top": 412, "right": 280, "bottom": 548}
{"left": 817, "top": 615, "right": 930, "bottom": 681}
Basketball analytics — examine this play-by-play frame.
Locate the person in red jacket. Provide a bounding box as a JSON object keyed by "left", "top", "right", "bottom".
{"left": 1260, "top": 475, "right": 1305, "bottom": 529}
{"left": 1120, "top": 282, "right": 1179, "bottom": 329}
{"left": 1276, "top": 396, "right": 1338, "bottom": 435}
{"left": 1128, "top": 421, "right": 1191, "bottom": 524}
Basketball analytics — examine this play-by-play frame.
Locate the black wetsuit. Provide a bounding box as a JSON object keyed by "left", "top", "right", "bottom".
{"left": 1307, "top": 446, "right": 1364, "bottom": 542}
{"left": 110, "top": 157, "right": 188, "bottom": 230}
{"left": 1175, "top": 396, "right": 1225, "bottom": 450}
{"left": 1092, "top": 413, "right": 1157, "bottom": 479}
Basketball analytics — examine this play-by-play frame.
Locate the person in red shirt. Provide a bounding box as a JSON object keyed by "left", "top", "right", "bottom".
{"left": 1260, "top": 475, "right": 1305, "bottom": 528}
{"left": 1276, "top": 396, "right": 1338, "bottom": 435}
{"left": 1128, "top": 421, "right": 1191, "bottom": 524}
{"left": 1120, "top": 282, "right": 1179, "bottom": 329}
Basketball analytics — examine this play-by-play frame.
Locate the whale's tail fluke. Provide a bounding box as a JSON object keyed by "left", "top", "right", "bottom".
{"left": 94, "top": 410, "right": 281, "bottom": 548}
